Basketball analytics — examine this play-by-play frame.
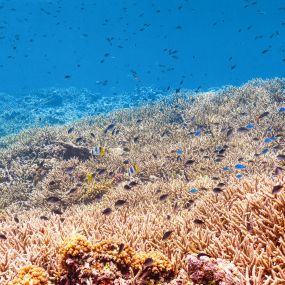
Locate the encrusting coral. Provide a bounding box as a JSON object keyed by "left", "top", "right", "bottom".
{"left": 8, "top": 265, "right": 49, "bottom": 285}
{"left": 1, "top": 78, "right": 285, "bottom": 284}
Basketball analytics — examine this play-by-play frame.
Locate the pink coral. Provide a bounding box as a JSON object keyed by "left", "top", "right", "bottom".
{"left": 186, "top": 254, "right": 240, "bottom": 285}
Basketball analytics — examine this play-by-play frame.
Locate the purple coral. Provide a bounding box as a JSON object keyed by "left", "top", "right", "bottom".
{"left": 186, "top": 254, "right": 240, "bottom": 285}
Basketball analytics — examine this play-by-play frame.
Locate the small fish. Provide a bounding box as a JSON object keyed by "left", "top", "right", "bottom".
{"left": 65, "top": 166, "right": 74, "bottom": 175}
{"left": 272, "top": 185, "right": 283, "bottom": 194}
{"left": 189, "top": 188, "right": 199, "bottom": 194}
{"left": 87, "top": 173, "right": 93, "bottom": 184}
{"left": 185, "top": 159, "right": 195, "bottom": 166}
{"left": 235, "top": 164, "right": 246, "bottom": 169}
{"left": 129, "top": 181, "right": 138, "bottom": 187}
{"left": 237, "top": 127, "right": 249, "bottom": 133}
{"left": 104, "top": 123, "right": 115, "bottom": 133}
{"left": 258, "top": 111, "right": 269, "bottom": 119}
{"left": 197, "top": 253, "right": 211, "bottom": 259}
{"left": 90, "top": 132, "right": 96, "bottom": 138}
{"left": 14, "top": 216, "right": 19, "bottom": 223}
{"left": 0, "top": 234, "right": 7, "bottom": 240}
{"left": 274, "top": 167, "right": 283, "bottom": 175}
{"left": 91, "top": 146, "right": 106, "bottom": 157}
{"left": 67, "top": 127, "right": 74, "bottom": 134}
{"left": 52, "top": 209, "right": 63, "bottom": 215}
{"left": 159, "top": 194, "right": 169, "bottom": 201}
{"left": 226, "top": 128, "right": 234, "bottom": 137}
{"left": 144, "top": 257, "right": 154, "bottom": 267}
{"left": 115, "top": 199, "right": 127, "bottom": 207}
{"left": 193, "top": 219, "right": 204, "bottom": 224}
{"left": 236, "top": 174, "right": 243, "bottom": 179}
{"left": 279, "top": 107, "right": 285, "bottom": 113}
{"left": 102, "top": 208, "right": 112, "bottom": 215}
{"left": 128, "top": 164, "right": 139, "bottom": 176}
{"left": 264, "top": 136, "right": 276, "bottom": 143}
{"left": 124, "top": 184, "right": 131, "bottom": 190}
{"left": 40, "top": 216, "right": 49, "bottom": 220}
{"left": 277, "top": 154, "right": 285, "bottom": 160}
{"left": 118, "top": 243, "right": 124, "bottom": 254}
{"left": 217, "top": 182, "right": 226, "bottom": 187}
{"left": 176, "top": 149, "right": 183, "bottom": 155}
{"left": 162, "top": 230, "right": 173, "bottom": 240}
{"left": 213, "top": 187, "right": 223, "bottom": 193}
{"left": 194, "top": 130, "right": 201, "bottom": 136}
{"left": 260, "top": 148, "right": 269, "bottom": 155}
{"left": 223, "top": 167, "right": 230, "bottom": 171}
{"left": 75, "top": 137, "right": 83, "bottom": 143}
{"left": 245, "top": 123, "right": 254, "bottom": 129}
{"left": 47, "top": 196, "right": 61, "bottom": 203}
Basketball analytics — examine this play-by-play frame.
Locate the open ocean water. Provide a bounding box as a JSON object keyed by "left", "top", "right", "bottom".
{"left": 0, "top": 0, "right": 284, "bottom": 137}
{"left": 1, "top": 1, "right": 285, "bottom": 285}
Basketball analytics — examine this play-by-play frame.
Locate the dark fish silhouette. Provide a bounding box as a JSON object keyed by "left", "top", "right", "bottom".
{"left": 67, "top": 127, "right": 74, "bottom": 134}
{"left": 258, "top": 111, "right": 269, "bottom": 119}
{"left": 159, "top": 194, "right": 169, "bottom": 201}
{"left": 277, "top": 154, "right": 285, "bottom": 160}
{"left": 272, "top": 185, "right": 283, "bottom": 194}
{"left": 144, "top": 257, "right": 154, "bottom": 267}
{"left": 115, "top": 199, "right": 127, "bottom": 207}
{"left": 52, "top": 209, "right": 63, "bottom": 215}
{"left": 0, "top": 234, "right": 7, "bottom": 240}
{"left": 213, "top": 187, "right": 223, "bottom": 193}
{"left": 162, "top": 230, "right": 173, "bottom": 240}
{"left": 197, "top": 253, "right": 211, "bottom": 258}
{"left": 118, "top": 243, "right": 124, "bottom": 254}
{"left": 40, "top": 216, "right": 49, "bottom": 220}
{"left": 47, "top": 196, "right": 61, "bottom": 203}
{"left": 102, "top": 207, "right": 112, "bottom": 215}
{"left": 193, "top": 219, "right": 204, "bottom": 224}
{"left": 104, "top": 123, "right": 115, "bottom": 133}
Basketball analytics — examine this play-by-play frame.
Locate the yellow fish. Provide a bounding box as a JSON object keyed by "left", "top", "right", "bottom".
{"left": 87, "top": 172, "right": 93, "bottom": 184}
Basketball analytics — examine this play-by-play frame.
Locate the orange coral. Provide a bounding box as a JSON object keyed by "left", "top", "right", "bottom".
{"left": 60, "top": 234, "right": 92, "bottom": 258}
{"left": 132, "top": 251, "right": 174, "bottom": 279}
{"left": 8, "top": 265, "right": 48, "bottom": 285}
{"left": 93, "top": 240, "right": 135, "bottom": 267}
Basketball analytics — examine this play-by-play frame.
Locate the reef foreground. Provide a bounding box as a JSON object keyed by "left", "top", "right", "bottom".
{"left": 0, "top": 78, "right": 285, "bottom": 284}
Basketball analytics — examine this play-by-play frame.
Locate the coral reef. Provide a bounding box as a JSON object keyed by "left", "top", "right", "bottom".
{"left": 1, "top": 78, "right": 285, "bottom": 284}
{"left": 8, "top": 265, "right": 49, "bottom": 285}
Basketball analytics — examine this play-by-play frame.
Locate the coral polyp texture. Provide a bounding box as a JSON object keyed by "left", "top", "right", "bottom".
{"left": 7, "top": 265, "right": 49, "bottom": 285}
{"left": 1, "top": 78, "right": 285, "bottom": 284}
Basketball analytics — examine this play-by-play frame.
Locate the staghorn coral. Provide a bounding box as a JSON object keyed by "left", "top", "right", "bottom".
{"left": 8, "top": 265, "right": 49, "bottom": 285}
{"left": 0, "top": 79, "right": 285, "bottom": 284}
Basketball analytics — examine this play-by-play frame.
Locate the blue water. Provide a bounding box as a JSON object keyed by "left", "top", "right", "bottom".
{"left": 0, "top": 0, "right": 284, "bottom": 137}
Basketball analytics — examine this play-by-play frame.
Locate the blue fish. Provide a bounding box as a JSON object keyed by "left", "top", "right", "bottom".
{"left": 235, "top": 164, "right": 246, "bottom": 169}
{"left": 194, "top": 131, "right": 201, "bottom": 136}
{"left": 245, "top": 123, "right": 254, "bottom": 129}
{"left": 236, "top": 174, "right": 243, "bottom": 179}
{"left": 223, "top": 167, "right": 230, "bottom": 171}
{"left": 176, "top": 149, "right": 183, "bottom": 155}
{"left": 279, "top": 107, "right": 285, "bottom": 113}
{"left": 189, "top": 188, "right": 199, "bottom": 194}
{"left": 260, "top": 148, "right": 269, "bottom": 155}
{"left": 264, "top": 136, "right": 276, "bottom": 143}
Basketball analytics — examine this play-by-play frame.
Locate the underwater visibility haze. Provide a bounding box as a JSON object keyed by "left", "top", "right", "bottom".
{"left": 0, "top": 0, "right": 285, "bottom": 284}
